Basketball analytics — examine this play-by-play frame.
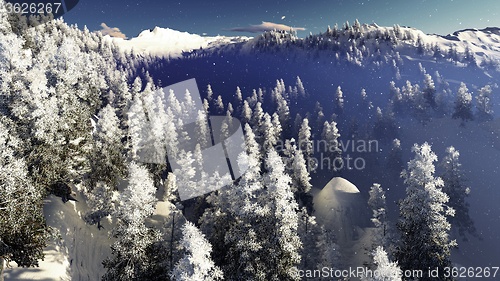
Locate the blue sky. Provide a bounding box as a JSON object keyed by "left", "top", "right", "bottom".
{"left": 63, "top": 0, "right": 500, "bottom": 38}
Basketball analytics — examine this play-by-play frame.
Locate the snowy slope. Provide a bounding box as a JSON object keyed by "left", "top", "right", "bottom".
{"left": 397, "top": 26, "right": 500, "bottom": 65}
{"left": 109, "top": 26, "right": 250, "bottom": 58}
{"left": 3, "top": 193, "right": 174, "bottom": 280}
{"left": 4, "top": 193, "right": 113, "bottom": 281}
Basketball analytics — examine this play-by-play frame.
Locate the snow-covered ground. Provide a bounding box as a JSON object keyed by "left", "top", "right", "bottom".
{"left": 4, "top": 193, "right": 113, "bottom": 281}
{"left": 3, "top": 193, "right": 173, "bottom": 280}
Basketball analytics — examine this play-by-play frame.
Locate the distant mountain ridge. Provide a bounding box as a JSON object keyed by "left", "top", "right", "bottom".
{"left": 110, "top": 24, "right": 500, "bottom": 70}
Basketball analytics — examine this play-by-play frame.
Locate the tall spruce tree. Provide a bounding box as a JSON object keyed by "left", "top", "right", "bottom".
{"left": 102, "top": 162, "right": 162, "bottom": 281}
{"left": 0, "top": 120, "right": 48, "bottom": 280}
{"left": 452, "top": 82, "right": 473, "bottom": 124}
{"left": 397, "top": 143, "right": 456, "bottom": 280}
{"left": 440, "top": 146, "right": 476, "bottom": 240}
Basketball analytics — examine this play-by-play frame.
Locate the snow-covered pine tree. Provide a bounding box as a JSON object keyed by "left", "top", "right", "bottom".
{"left": 475, "top": 84, "right": 493, "bottom": 121}
{"left": 260, "top": 113, "right": 277, "bottom": 151}
{"left": 102, "top": 162, "right": 163, "bottom": 280}
{"left": 88, "top": 104, "right": 125, "bottom": 189}
{"left": 171, "top": 222, "right": 223, "bottom": 281}
{"left": 0, "top": 120, "right": 48, "bottom": 279}
{"left": 386, "top": 138, "right": 403, "bottom": 178}
{"left": 282, "top": 138, "right": 313, "bottom": 210}
{"left": 272, "top": 112, "right": 283, "bottom": 142}
{"left": 298, "top": 117, "right": 313, "bottom": 164}
{"left": 84, "top": 182, "right": 114, "bottom": 229}
{"left": 235, "top": 86, "right": 243, "bottom": 105}
{"left": 251, "top": 101, "right": 265, "bottom": 129}
{"left": 296, "top": 76, "right": 306, "bottom": 97}
{"left": 373, "top": 105, "right": 399, "bottom": 143}
{"left": 368, "top": 183, "right": 388, "bottom": 246}
{"left": 322, "top": 120, "right": 341, "bottom": 167}
{"left": 452, "top": 82, "right": 473, "bottom": 124}
{"left": 215, "top": 95, "right": 224, "bottom": 114}
{"left": 247, "top": 89, "right": 258, "bottom": 107}
{"left": 127, "top": 92, "right": 151, "bottom": 162}
{"left": 206, "top": 84, "right": 214, "bottom": 101}
{"left": 335, "top": 86, "right": 344, "bottom": 114}
{"left": 397, "top": 143, "right": 456, "bottom": 280}
{"left": 214, "top": 125, "right": 266, "bottom": 280}
{"left": 241, "top": 100, "right": 252, "bottom": 125}
{"left": 440, "top": 146, "right": 476, "bottom": 239}
{"left": 293, "top": 113, "right": 303, "bottom": 136}
{"left": 263, "top": 148, "right": 302, "bottom": 280}
{"left": 291, "top": 143, "right": 312, "bottom": 194}
{"left": 367, "top": 246, "right": 402, "bottom": 281}
{"left": 422, "top": 73, "right": 437, "bottom": 109}
{"left": 195, "top": 109, "right": 211, "bottom": 149}
{"left": 297, "top": 208, "right": 325, "bottom": 274}
{"left": 276, "top": 93, "right": 291, "bottom": 135}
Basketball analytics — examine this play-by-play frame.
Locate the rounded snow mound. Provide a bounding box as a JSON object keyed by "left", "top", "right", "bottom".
{"left": 313, "top": 177, "right": 360, "bottom": 222}
{"left": 324, "top": 177, "right": 360, "bottom": 194}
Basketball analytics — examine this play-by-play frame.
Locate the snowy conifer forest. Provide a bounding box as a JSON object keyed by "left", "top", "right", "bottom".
{"left": 1, "top": 1, "right": 500, "bottom": 280}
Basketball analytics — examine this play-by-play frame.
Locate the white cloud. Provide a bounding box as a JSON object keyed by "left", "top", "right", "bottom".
{"left": 228, "top": 21, "right": 306, "bottom": 33}
{"left": 99, "top": 23, "right": 127, "bottom": 39}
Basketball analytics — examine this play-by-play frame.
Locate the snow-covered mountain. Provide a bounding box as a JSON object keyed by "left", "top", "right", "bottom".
{"left": 111, "top": 24, "right": 500, "bottom": 67}
{"left": 108, "top": 26, "right": 250, "bottom": 58}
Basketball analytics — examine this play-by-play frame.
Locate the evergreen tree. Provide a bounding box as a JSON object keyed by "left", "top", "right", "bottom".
{"left": 241, "top": 100, "right": 252, "bottom": 125}
{"left": 261, "top": 113, "right": 278, "bottom": 151}
{"left": 282, "top": 139, "right": 313, "bottom": 210}
{"left": 88, "top": 104, "right": 125, "bottom": 189}
{"left": 422, "top": 73, "right": 437, "bottom": 109}
{"left": 251, "top": 102, "right": 265, "bottom": 129}
{"left": 263, "top": 148, "right": 302, "bottom": 280}
{"left": 293, "top": 113, "right": 302, "bottom": 136}
{"left": 440, "top": 146, "right": 476, "bottom": 239}
{"left": 368, "top": 183, "right": 388, "bottom": 246}
{"left": 171, "top": 222, "right": 223, "bottom": 281}
{"left": 397, "top": 143, "right": 456, "bottom": 280}
{"left": 215, "top": 95, "right": 224, "bottom": 114}
{"left": 275, "top": 90, "right": 290, "bottom": 132}
{"left": 0, "top": 121, "right": 48, "bottom": 278}
{"left": 368, "top": 246, "right": 402, "bottom": 281}
{"left": 195, "top": 109, "right": 211, "bottom": 149}
{"left": 322, "top": 120, "right": 341, "bottom": 167}
{"left": 127, "top": 92, "right": 151, "bottom": 162}
{"left": 235, "top": 86, "right": 243, "bottom": 104}
{"left": 102, "top": 162, "right": 162, "bottom": 280}
{"left": 452, "top": 82, "right": 473, "bottom": 124}
{"left": 298, "top": 118, "right": 313, "bottom": 164}
{"left": 475, "top": 84, "right": 493, "bottom": 121}
{"left": 206, "top": 84, "right": 214, "bottom": 101}
{"left": 334, "top": 86, "right": 344, "bottom": 114}
{"left": 296, "top": 76, "right": 306, "bottom": 97}
{"left": 387, "top": 138, "right": 403, "bottom": 178}
{"left": 84, "top": 182, "right": 114, "bottom": 229}
{"left": 297, "top": 208, "right": 325, "bottom": 274}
